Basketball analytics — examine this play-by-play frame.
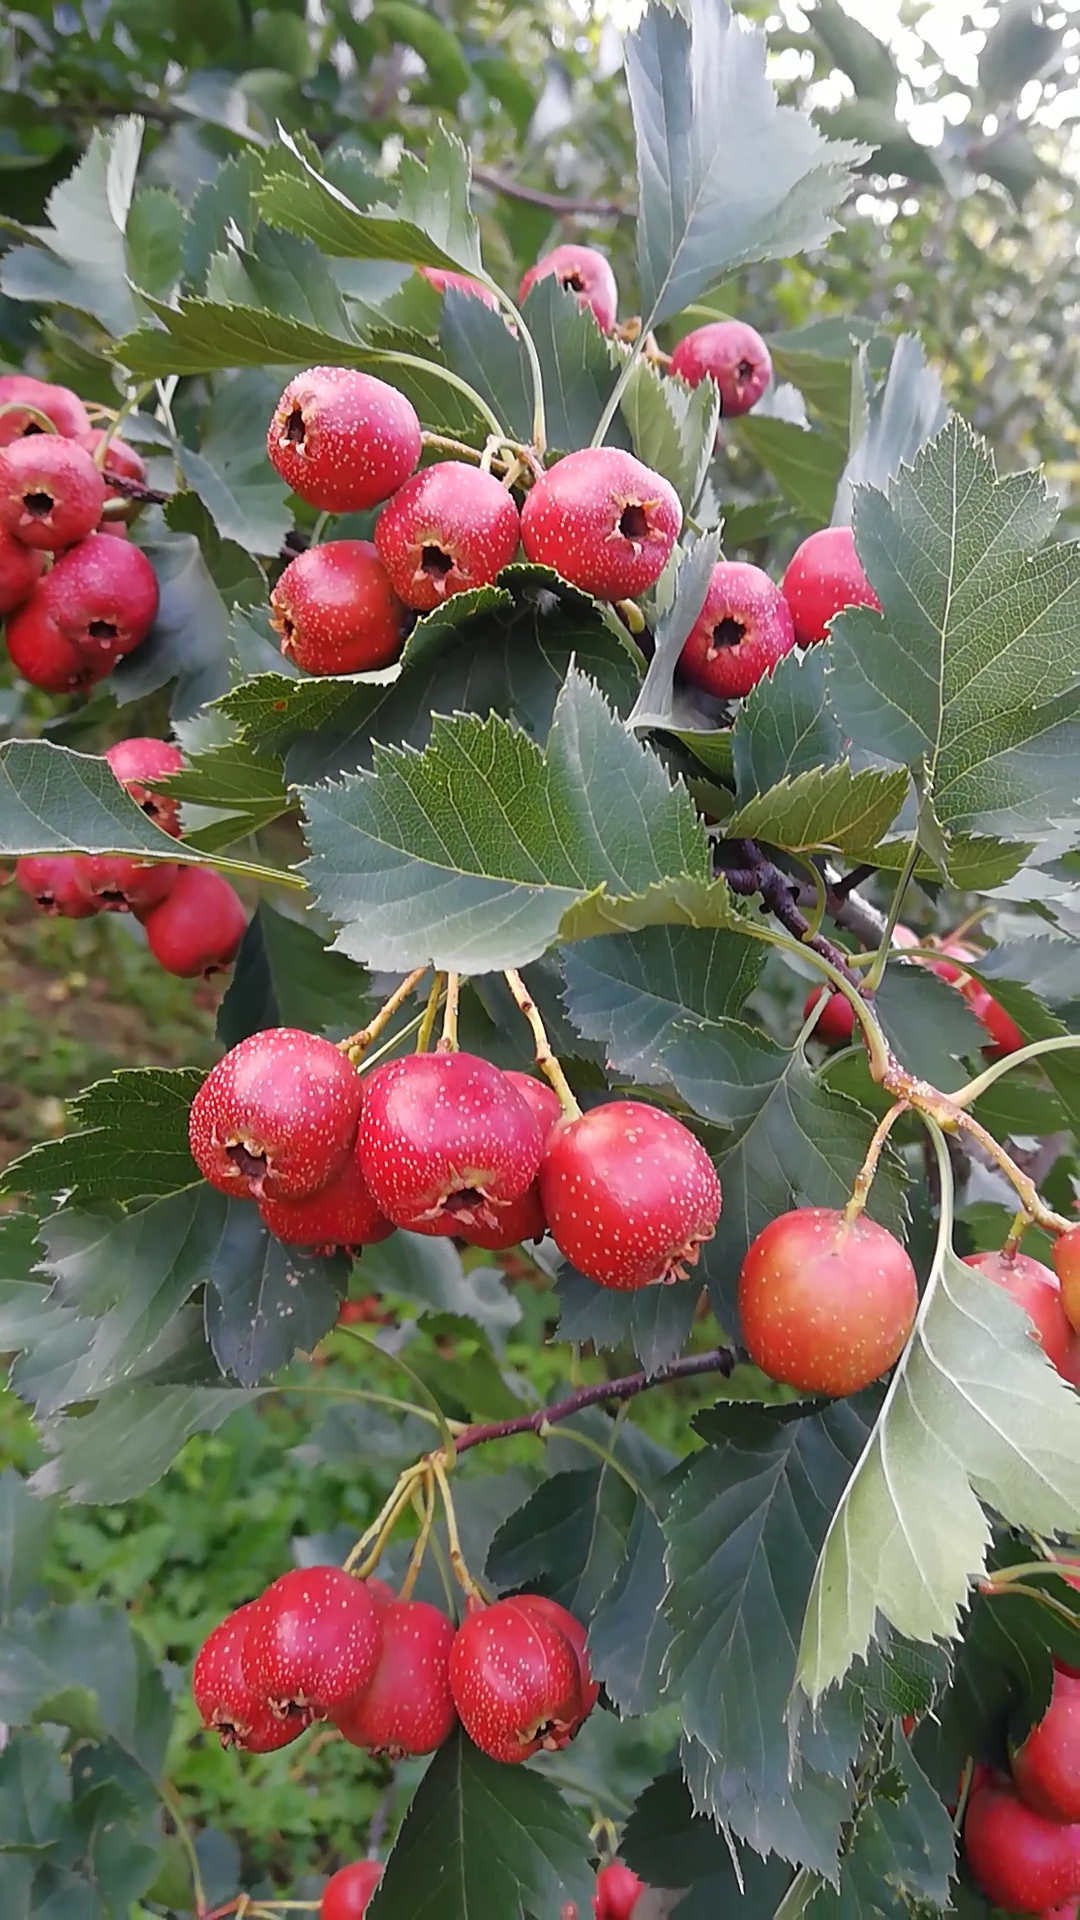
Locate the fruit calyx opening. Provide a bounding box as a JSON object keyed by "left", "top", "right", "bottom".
{"left": 710, "top": 616, "right": 745, "bottom": 652}
{"left": 421, "top": 543, "right": 454, "bottom": 580}
{"left": 618, "top": 503, "right": 649, "bottom": 542}
{"left": 23, "top": 490, "right": 54, "bottom": 518}
{"left": 561, "top": 271, "right": 585, "bottom": 293}
{"left": 284, "top": 405, "right": 306, "bottom": 445}
{"left": 225, "top": 1141, "right": 270, "bottom": 1187}
{"left": 737, "top": 357, "right": 755, "bottom": 380}
{"left": 87, "top": 619, "right": 118, "bottom": 642}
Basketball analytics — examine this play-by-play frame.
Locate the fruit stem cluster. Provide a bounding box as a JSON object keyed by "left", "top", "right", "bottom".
{"left": 502, "top": 968, "right": 581, "bottom": 1117}
{"left": 338, "top": 967, "right": 429, "bottom": 1062}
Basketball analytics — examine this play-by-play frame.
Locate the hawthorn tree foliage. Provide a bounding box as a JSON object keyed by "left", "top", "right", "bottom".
{"left": 0, "top": 0, "right": 1080, "bottom": 1916}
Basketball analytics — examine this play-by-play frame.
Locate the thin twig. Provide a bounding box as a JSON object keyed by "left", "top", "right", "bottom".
{"left": 720, "top": 839, "right": 866, "bottom": 993}
{"left": 471, "top": 166, "right": 633, "bottom": 219}
{"left": 454, "top": 1346, "right": 736, "bottom": 1456}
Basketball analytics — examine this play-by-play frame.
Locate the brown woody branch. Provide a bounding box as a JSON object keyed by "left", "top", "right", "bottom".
{"left": 454, "top": 1346, "right": 736, "bottom": 1455}
{"left": 471, "top": 166, "right": 633, "bottom": 220}
{"left": 719, "top": 839, "right": 867, "bottom": 994}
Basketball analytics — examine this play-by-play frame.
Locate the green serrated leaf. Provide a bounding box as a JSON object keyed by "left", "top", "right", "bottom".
{"left": 126, "top": 184, "right": 186, "bottom": 301}
{"left": 155, "top": 736, "right": 290, "bottom": 852}
{"left": 299, "top": 669, "right": 710, "bottom": 973}
{"left": 0, "top": 118, "right": 143, "bottom": 336}
{"left": 830, "top": 417, "right": 1080, "bottom": 846}
{"left": 203, "top": 224, "right": 356, "bottom": 338}
{"left": 835, "top": 334, "right": 947, "bottom": 524}
{"left": 622, "top": 1769, "right": 792, "bottom": 1912}
{"left": 873, "top": 963, "right": 988, "bottom": 1093}
{"left": 257, "top": 126, "right": 480, "bottom": 273}
{"left": 361, "top": 1235, "right": 520, "bottom": 1343}
{"left": 555, "top": 1267, "right": 702, "bottom": 1376}
{"left": 560, "top": 925, "right": 763, "bottom": 1081}
{"left": 0, "top": 1472, "right": 55, "bottom": 1622}
{"left": 487, "top": 1468, "right": 637, "bottom": 1617}
{"left": 586, "top": 1499, "right": 672, "bottom": 1716}
{"left": 627, "top": 0, "right": 868, "bottom": 327}
{"left": 736, "top": 414, "right": 846, "bottom": 525}
{"left": 626, "top": 530, "right": 723, "bottom": 737}
{"left": 115, "top": 297, "right": 364, "bottom": 376}
{"left": 799, "top": 1242, "right": 1080, "bottom": 1702}
{"left": 621, "top": 357, "right": 719, "bottom": 510}
{"left": 522, "top": 272, "right": 629, "bottom": 454}
{"left": 0, "top": 1602, "right": 169, "bottom": 1777}
{"left": 217, "top": 901, "right": 371, "bottom": 1048}
{"left": 176, "top": 369, "right": 293, "bottom": 557}
{"left": 1, "top": 1067, "right": 202, "bottom": 1205}
{"left": 726, "top": 763, "right": 908, "bottom": 855}
{"left": 733, "top": 645, "right": 845, "bottom": 798}
{"left": 439, "top": 290, "right": 532, "bottom": 446}
{"left": 33, "top": 1381, "right": 261, "bottom": 1504}
{"left": 114, "top": 529, "right": 261, "bottom": 721}
{"left": 205, "top": 1201, "right": 344, "bottom": 1385}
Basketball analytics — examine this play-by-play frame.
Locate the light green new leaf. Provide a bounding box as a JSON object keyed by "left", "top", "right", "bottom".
{"left": 621, "top": 357, "right": 719, "bottom": 510}
{"left": 799, "top": 1235, "right": 1080, "bottom": 1703}
{"left": 726, "top": 764, "right": 909, "bottom": 855}
{"left": 829, "top": 417, "right": 1080, "bottom": 845}
{"left": 627, "top": 0, "right": 868, "bottom": 327}
{"left": 300, "top": 670, "right": 711, "bottom": 973}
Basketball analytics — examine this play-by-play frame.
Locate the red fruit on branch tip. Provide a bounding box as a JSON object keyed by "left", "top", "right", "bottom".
{"left": 189, "top": 1027, "right": 364, "bottom": 1202}
{"left": 593, "top": 1861, "right": 645, "bottom": 1919}
{"left": 357, "top": 1051, "right": 543, "bottom": 1237}
{"left": 1012, "top": 1666, "right": 1080, "bottom": 1824}
{"left": 0, "top": 373, "right": 90, "bottom": 445}
{"left": 678, "top": 559, "right": 796, "bottom": 699}
{"left": 241, "top": 1565, "right": 383, "bottom": 1719}
{"left": 270, "top": 539, "right": 409, "bottom": 675}
{"left": 0, "top": 526, "right": 43, "bottom": 614}
{"left": 193, "top": 1603, "right": 312, "bottom": 1753}
{"left": 139, "top": 867, "right": 248, "bottom": 978}
{"left": 104, "top": 736, "right": 185, "bottom": 836}
{"left": 448, "top": 1594, "right": 594, "bottom": 1763}
{"left": 6, "top": 593, "right": 111, "bottom": 693}
{"left": 1054, "top": 1228, "right": 1080, "bottom": 1336}
{"left": 804, "top": 985, "right": 856, "bottom": 1046}
{"left": 420, "top": 266, "right": 499, "bottom": 309}
{"left": 259, "top": 1144, "right": 394, "bottom": 1252}
{"left": 962, "top": 1249, "right": 1074, "bottom": 1379}
{"left": 320, "top": 1861, "right": 383, "bottom": 1920}
{"left": 739, "top": 1208, "right": 918, "bottom": 1396}
{"left": 83, "top": 854, "right": 178, "bottom": 915}
{"left": 670, "top": 320, "right": 772, "bottom": 417}
{"left": 268, "top": 366, "right": 421, "bottom": 513}
{"left": 11, "top": 532, "right": 159, "bottom": 665}
{"left": 15, "top": 853, "right": 98, "bottom": 919}
{"left": 0, "top": 435, "right": 106, "bottom": 551}
{"left": 460, "top": 1070, "right": 562, "bottom": 1251}
{"left": 519, "top": 245, "right": 619, "bottom": 333}
{"left": 374, "top": 461, "right": 520, "bottom": 611}
{"left": 520, "top": 447, "right": 681, "bottom": 602}
{"left": 963, "top": 1772, "right": 1080, "bottom": 1912}
{"left": 781, "top": 525, "right": 880, "bottom": 647}
{"left": 539, "top": 1100, "right": 721, "bottom": 1291}
{"left": 333, "top": 1597, "right": 457, "bottom": 1756}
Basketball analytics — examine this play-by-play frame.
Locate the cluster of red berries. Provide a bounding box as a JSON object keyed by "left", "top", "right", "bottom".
{"left": 317, "top": 1853, "right": 645, "bottom": 1920}
{"left": 963, "top": 1646, "right": 1080, "bottom": 1912}
{"left": 194, "top": 1566, "right": 596, "bottom": 1767}
{"left": 188, "top": 1025, "right": 722, "bottom": 1284}
{"left": 807, "top": 923, "right": 1025, "bottom": 1059}
{"left": 0, "top": 372, "right": 161, "bottom": 694}
{"left": 13, "top": 735, "right": 247, "bottom": 978}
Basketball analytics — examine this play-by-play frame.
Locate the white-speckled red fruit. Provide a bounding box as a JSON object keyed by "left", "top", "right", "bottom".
{"left": 803, "top": 985, "right": 856, "bottom": 1047}
{"left": 15, "top": 853, "right": 98, "bottom": 918}
{"left": 508, "top": 1592, "right": 599, "bottom": 1719}
{"left": 670, "top": 320, "right": 772, "bottom": 417}
{"left": 781, "top": 525, "right": 880, "bottom": 647}
{"left": 20, "top": 533, "right": 159, "bottom": 663}
{"left": 678, "top": 560, "right": 796, "bottom": 699}
{"left": 420, "top": 266, "right": 499, "bottom": 309}
{"left": 6, "top": 591, "right": 111, "bottom": 692}
{"left": 0, "top": 526, "right": 43, "bottom": 614}
{"left": 267, "top": 367, "right": 421, "bottom": 514}
{"left": 448, "top": 1596, "right": 590, "bottom": 1764}
{"left": 520, "top": 448, "right": 681, "bottom": 602}
{"left": 539, "top": 1100, "right": 721, "bottom": 1291}
{"left": 241, "top": 1565, "right": 383, "bottom": 1718}
{"left": 83, "top": 854, "right": 178, "bottom": 914}
{"left": 519, "top": 244, "right": 619, "bottom": 333}
{"left": 259, "top": 1141, "right": 394, "bottom": 1252}
{"left": 79, "top": 427, "right": 148, "bottom": 498}
{"left": 104, "top": 736, "right": 185, "bottom": 836}
{"left": 270, "top": 539, "right": 408, "bottom": 675}
{"left": 189, "top": 1027, "right": 364, "bottom": 1202}
{"left": 594, "top": 1861, "right": 646, "bottom": 1920}
{"left": 0, "top": 435, "right": 106, "bottom": 551}
{"left": 139, "top": 867, "right": 247, "bottom": 978}
{"left": 333, "top": 1598, "right": 457, "bottom": 1756}
{"left": 374, "top": 462, "right": 520, "bottom": 611}
{"left": 193, "top": 1601, "right": 312, "bottom": 1753}
{"left": 963, "top": 1248, "right": 1074, "bottom": 1379}
{"left": 460, "top": 1070, "right": 562, "bottom": 1252}
{"left": 0, "top": 373, "right": 90, "bottom": 446}
{"left": 739, "top": 1208, "right": 917, "bottom": 1396}
{"left": 356, "top": 1051, "right": 544, "bottom": 1237}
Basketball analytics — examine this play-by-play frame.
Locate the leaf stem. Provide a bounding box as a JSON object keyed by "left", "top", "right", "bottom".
{"left": 949, "top": 1034, "right": 1080, "bottom": 1110}
{"left": 157, "top": 1777, "right": 205, "bottom": 1917}
{"left": 339, "top": 967, "right": 429, "bottom": 1061}
{"left": 368, "top": 350, "right": 508, "bottom": 440}
{"left": 484, "top": 285, "right": 547, "bottom": 453}
{"left": 345, "top": 1462, "right": 428, "bottom": 1576}
{"left": 590, "top": 328, "right": 647, "bottom": 450}
{"left": 863, "top": 836, "right": 920, "bottom": 991}
{"left": 502, "top": 968, "right": 581, "bottom": 1117}
{"left": 399, "top": 1471, "right": 436, "bottom": 1601}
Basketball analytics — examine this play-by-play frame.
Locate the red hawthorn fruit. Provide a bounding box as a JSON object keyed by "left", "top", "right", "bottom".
{"left": 1054, "top": 1228, "right": 1080, "bottom": 1336}
{"left": 0, "top": 434, "right": 106, "bottom": 551}
{"left": 448, "top": 1595, "right": 593, "bottom": 1763}
{"left": 804, "top": 985, "right": 856, "bottom": 1046}
{"left": 0, "top": 373, "right": 91, "bottom": 445}
{"left": 356, "top": 1051, "right": 544, "bottom": 1238}
{"left": 14, "top": 853, "right": 98, "bottom": 918}
{"left": 925, "top": 938, "right": 977, "bottom": 986}
{"left": 83, "top": 854, "right": 178, "bottom": 915}
{"left": 593, "top": 1861, "right": 645, "bottom": 1919}
{"left": 241, "top": 1565, "right": 383, "bottom": 1719}
{"left": 259, "top": 1142, "right": 394, "bottom": 1252}
{"left": 678, "top": 559, "right": 796, "bottom": 699}
{"left": 964, "top": 1772, "right": 1080, "bottom": 1912}
{"left": 669, "top": 320, "right": 772, "bottom": 418}
{"left": 6, "top": 593, "right": 111, "bottom": 693}
{"left": 320, "top": 1861, "right": 383, "bottom": 1920}
{"left": 79, "top": 426, "right": 148, "bottom": 496}
{"left": 507, "top": 1592, "right": 599, "bottom": 1720}
{"left": 374, "top": 461, "right": 521, "bottom": 611}
{"left": 0, "top": 526, "right": 43, "bottom": 613}
{"left": 420, "top": 265, "right": 499, "bottom": 308}
{"left": 738, "top": 1208, "right": 918, "bottom": 1396}
{"left": 337, "top": 1294, "right": 394, "bottom": 1327}
{"left": 189, "top": 1026, "right": 364, "bottom": 1202}
{"left": 538, "top": 1100, "right": 721, "bottom": 1291}
{"left": 519, "top": 244, "right": 619, "bottom": 333}
{"left": 139, "top": 867, "right": 248, "bottom": 978}
{"left": 267, "top": 366, "right": 421, "bottom": 514}
{"left": 460, "top": 1070, "right": 562, "bottom": 1252}
{"left": 193, "top": 1602, "right": 312, "bottom": 1753}
{"left": 962, "top": 1249, "right": 1074, "bottom": 1379}
{"left": 781, "top": 525, "right": 880, "bottom": 647}
{"left": 270, "top": 539, "right": 409, "bottom": 675}
{"left": 333, "top": 1598, "right": 457, "bottom": 1756}
{"left": 520, "top": 447, "right": 681, "bottom": 603}
{"left": 17, "top": 532, "right": 159, "bottom": 665}
{"left": 1013, "top": 1666, "right": 1080, "bottom": 1824}
{"left": 104, "top": 736, "right": 185, "bottom": 837}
